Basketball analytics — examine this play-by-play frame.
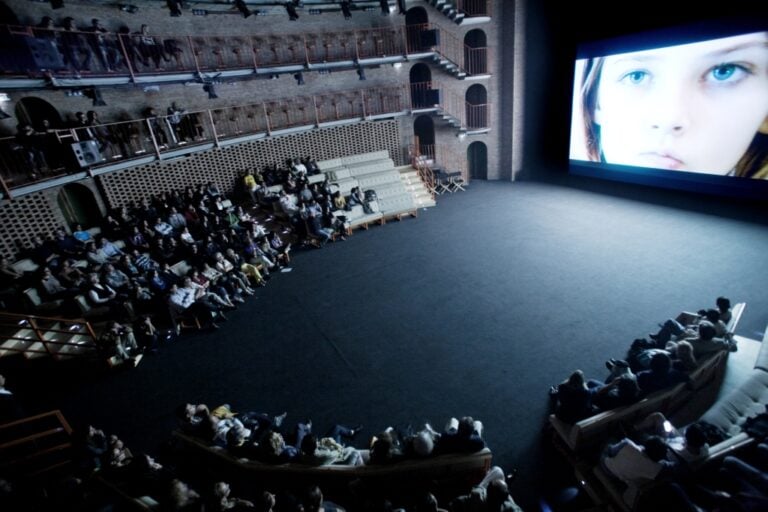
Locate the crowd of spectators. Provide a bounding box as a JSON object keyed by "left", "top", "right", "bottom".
{"left": 549, "top": 297, "right": 737, "bottom": 424}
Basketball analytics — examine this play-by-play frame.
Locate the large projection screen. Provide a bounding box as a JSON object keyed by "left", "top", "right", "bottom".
{"left": 569, "top": 22, "right": 768, "bottom": 198}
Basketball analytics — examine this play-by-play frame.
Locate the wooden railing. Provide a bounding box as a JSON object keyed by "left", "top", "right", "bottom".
{"left": 409, "top": 143, "right": 436, "bottom": 200}
{"left": 0, "top": 410, "right": 74, "bottom": 478}
{"left": 0, "top": 312, "right": 99, "bottom": 361}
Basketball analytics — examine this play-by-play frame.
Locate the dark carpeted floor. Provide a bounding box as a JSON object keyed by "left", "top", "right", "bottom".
{"left": 5, "top": 180, "right": 768, "bottom": 510}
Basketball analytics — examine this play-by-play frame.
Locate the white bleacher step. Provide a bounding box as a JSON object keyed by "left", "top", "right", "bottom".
{"left": 56, "top": 334, "right": 96, "bottom": 359}
{"left": 25, "top": 341, "right": 50, "bottom": 359}
{"left": 0, "top": 326, "right": 37, "bottom": 351}
{"left": 0, "top": 330, "right": 35, "bottom": 357}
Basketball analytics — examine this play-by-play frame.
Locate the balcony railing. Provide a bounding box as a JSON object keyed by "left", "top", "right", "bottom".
{"left": 464, "top": 46, "right": 489, "bottom": 76}
{"left": 466, "top": 102, "right": 490, "bottom": 130}
{"left": 0, "top": 22, "right": 491, "bottom": 81}
{"left": 0, "top": 83, "right": 415, "bottom": 194}
{"left": 0, "top": 24, "right": 411, "bottom": 78}
{"left": 457, "top": 0, "right": 492, "bottom": 17}
{"left": 0, "top": 78, "right": 490, "bottom": 195}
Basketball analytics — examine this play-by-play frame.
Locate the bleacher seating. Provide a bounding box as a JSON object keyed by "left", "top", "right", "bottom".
{"left": 549, "top": 303, "right": 746, "bottom": 454}
{"left": 315, "top": 151, "right": 421, "bottom": 224}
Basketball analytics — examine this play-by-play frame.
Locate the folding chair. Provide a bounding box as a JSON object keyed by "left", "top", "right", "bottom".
{"left": 447, "top": 172, "right": 467, "bottom": 192}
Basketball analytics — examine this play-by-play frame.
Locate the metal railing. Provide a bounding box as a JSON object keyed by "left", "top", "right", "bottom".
{"left": 0, "top": 23, "right": 423, "bottom": 78}
{"left": 465, "top": 46, "right": 489, "bottom": 75}
{"left": 0, "top": 21, "right": 491, "bottom": 81}
{"left": 0, "top": 312, "right": 99, "bottom": 361}
{"left": 457, "top": 0, "right": 492, "bottom": 17}
{"left": 415, "top": 142, "right": 469, "bottom": 186}
{"left": 466, "top": 102, "right": 490, "bottom": 130}
{"left": 0, "top": 410, "right": 74, "bottom": 478}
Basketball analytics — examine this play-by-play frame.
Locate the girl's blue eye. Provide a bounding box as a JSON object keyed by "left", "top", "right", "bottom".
{"left": 620, "top": 70, "right": 648, "bottom": 85}
{"left": 705, "top": 63, "right": 753, "bottom": 84}
{"left": 711, "top": 64, "right": 737, "bottom": 81}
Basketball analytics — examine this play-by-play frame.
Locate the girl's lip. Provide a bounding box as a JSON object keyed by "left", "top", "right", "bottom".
{"left": 640, "top": 152, "right": 685, "bottom": 170}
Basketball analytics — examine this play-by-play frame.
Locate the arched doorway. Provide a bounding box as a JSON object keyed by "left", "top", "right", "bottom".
{"left": 464, "top": 29, "right": 488, "bottom": 75}
{"left": 413, "top": 115, "right": 435, "bottom": 158}
{"left": 468, "top": 141, "right": 487, "bottom": 180}
{"left": 405, "top": 7, "right": 433, "bottom": 53}
{"left": 57, "top": 183, "right": 102, "bottom": 229}
{"left": 409, "top": 63, "right": 435, "bottom": 109}
{"left": 15, "top": 97, "right": 64, "bottom": 130}
{"left": 465, "top": 84, "right": 488, "bottom": 129}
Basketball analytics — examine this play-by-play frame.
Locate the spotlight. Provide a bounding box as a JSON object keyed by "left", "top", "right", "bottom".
{"left": 340, "top": 1, "right": 351, "bottom": 19}
{"left": 203, "top": 84, "right": 218, "bottom": 99}
{"left": 234, "top": 0, "right": 252, "bottom": 18}
{"left": 167, "top": 0, "right": 183, "bottom": 16}
{"left": 293, "top": 72, "right": 304, "bottom": 85}
{"left": 118, "top": 3, "right": 139, "bottom": 13}
{"left": 356, "top": 67, "right": 366, "bottom": 81}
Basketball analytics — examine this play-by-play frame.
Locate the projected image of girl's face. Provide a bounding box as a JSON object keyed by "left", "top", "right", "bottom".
{"left": 593, "top": 32, "right": 768, "bottom": 175}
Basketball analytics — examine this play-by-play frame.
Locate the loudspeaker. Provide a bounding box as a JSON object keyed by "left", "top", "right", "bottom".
{"left": 25, "top": 37, "right": 66, "bottom": 70}
{"left": 419, "top": 29, "right": 439, "bottom": 48}
{"left": 71, "top": 140, "right": 102, "bottom": 168}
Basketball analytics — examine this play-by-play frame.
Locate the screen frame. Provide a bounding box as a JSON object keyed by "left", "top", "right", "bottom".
{"left": 568, "top": 18, "right": 768, "bottom": 200}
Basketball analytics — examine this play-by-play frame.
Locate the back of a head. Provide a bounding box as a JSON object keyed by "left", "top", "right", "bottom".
{"left": 649, "top": 352, "right": 672, "bottom": 374}
{"left": 698, "top": 321, "right": 716, "bottom": 341}
{"left": 676, "top": 341, "right": 696, "bottom": 364}
{"left": 616, "top": 375, "right": 640, "bottom": 400}
{"left": 457, "top": 416, "right": 475, "bottom": 438}
{"left": 300, "top": 433, "right": 317, "bottom": 455}
{"left": 704, "top": 309, "right": 720, "bottom": 323}
{"left": 414, "top": 492, "right": 439, "bottom": 512}
{"left": 566, "top": 369, "right": 585, "bottom": 388}
{"left": 305, "top": 485, "right": 322, "bottom": 512}
{"left": 642, "top": 436, "right": 668, "bottom": 462}
{"left": 716, "top": 297, "right": 731, "bottom": 312}
{"left": 412, "top": 431, "right": 434, "bottom": 457}
{"left": 486, "top": 479, "right": 510, "bottom": 509}
{"left": 685, "top": 423, "right": 708, "bottom": 452}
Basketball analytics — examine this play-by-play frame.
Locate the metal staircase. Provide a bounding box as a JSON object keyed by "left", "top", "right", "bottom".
{"left": 428, "top": 0, "right": 466, "bottom": 24}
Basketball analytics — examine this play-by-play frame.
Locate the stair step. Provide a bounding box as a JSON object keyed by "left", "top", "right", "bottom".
{"left": 25, "top": 341, "right": 49, "bottom": 359}
{"left": 0, "top": 328, "right": 36, "bottom": 357}
{"left": 0, "top": 338, "right": 33, "bottom": 357}
{"left": 57, "top": 335, "right": 96, "bottom": 359}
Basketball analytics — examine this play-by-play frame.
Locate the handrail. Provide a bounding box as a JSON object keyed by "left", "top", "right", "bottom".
{"left": 0, "top": 21, "right": 486, "bottom": 78}
{"left": 0, "top": 23, "right": 414, "bottom": 78}
{"left": 0, "top": 410, "right": 74, "bottom": 478}
{"left": 409, "top": 142, "right": 436, "bottom": 200}
{"left": 1, "top": 82, "right": 414, "bottom": 190}
{"left": 0, "top": 409, "right": 71, "bottom": 433}
{"left": 456, "top": 0, "right": 492, "bottom": 17}
{"left": 0, "top": 312, "right": 99, "bottom": 359}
